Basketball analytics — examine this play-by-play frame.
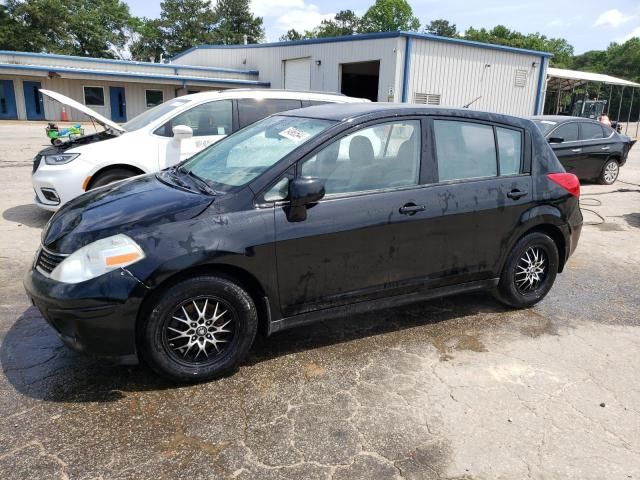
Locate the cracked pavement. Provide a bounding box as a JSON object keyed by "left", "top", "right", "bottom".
{"left": 1, "top": 122, "right": 639, "bottom": 479}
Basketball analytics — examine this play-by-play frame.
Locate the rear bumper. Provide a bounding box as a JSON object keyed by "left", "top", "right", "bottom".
{"left": 23, "top": 267, "right": 145, "bottom": 364}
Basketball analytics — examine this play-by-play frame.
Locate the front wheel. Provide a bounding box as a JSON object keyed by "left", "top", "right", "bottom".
{"left": 139, "top": 275, "right": 258, "bottom": 382}
{"left": 494, "top": 232, "right": 559, "bottom": 308}
{"left": 89, "top": 168, "right": 137, "bottom": 189}
{"left": 599, "top": 159, "right": 619, "bottom": 185}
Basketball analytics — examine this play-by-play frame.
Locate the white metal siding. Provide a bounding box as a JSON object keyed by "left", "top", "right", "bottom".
{"left": 284, "top": 57, "right": 311, "bottom": 90}
{"left": 406, "top": 38, "right": 543, "bottom": 116}
{"left": 173, "top": 37, "right": 403, "bottom": 102}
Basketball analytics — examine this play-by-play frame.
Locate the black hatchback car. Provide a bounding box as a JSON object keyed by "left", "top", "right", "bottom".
{"left": 25, "top": 104, "right": 583, "bottom": 382}
{"left": 531, "top": 115, "right": 636, "bottom": 185}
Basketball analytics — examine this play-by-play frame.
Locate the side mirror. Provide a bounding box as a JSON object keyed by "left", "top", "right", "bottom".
{"left": 548, "top": 136, "right": 564, "bottom": 144}
{"left": 172, "top": 124, "right": 193, "bottom": 141}
{"left": 286, "top": 177, "right": 325, "bottom": 222}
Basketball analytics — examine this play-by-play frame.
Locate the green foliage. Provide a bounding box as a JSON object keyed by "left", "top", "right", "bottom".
{"left": 213, "top": 0, "right": 264, "bottom": 45}
{"left": 312, "top": 10, "right": 361, "bottom": 38}
{"left": 360, "top": 0, "right": 420, "bottom": 33}
{"left": 279, "top": 29, "right": 303, "bottom": 42}
{"left": 424, "top": 19, "right": 457, "bottom": 38}
{"left": 605, "top": 38, "right": 640, "bottom": 83}
{"left": 464, "top": 25, "right": 574, "bottom": 67}
{"left": 1, "top": 0, "right": 134, "bottom": 58}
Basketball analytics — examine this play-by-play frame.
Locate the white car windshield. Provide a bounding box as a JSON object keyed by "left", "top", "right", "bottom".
{"left": 181, "top": 115, "right": 335, "bottom": 189}
{"left": 122, "top": 99, "right": 191, "bottom": 131}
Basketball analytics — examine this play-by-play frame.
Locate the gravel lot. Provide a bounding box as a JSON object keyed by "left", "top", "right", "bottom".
{"left": 1, "top": 121, "right": 639, "bottom": 479}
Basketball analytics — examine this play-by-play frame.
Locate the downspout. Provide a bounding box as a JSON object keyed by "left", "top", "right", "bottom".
{"left": 401, "top": 36, "right": 412, "bottom": 103}
{"left": 534, "top": 56, "right": 547, "bottom": 115}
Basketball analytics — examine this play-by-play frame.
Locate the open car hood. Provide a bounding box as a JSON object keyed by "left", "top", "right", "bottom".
{"left": 39, "top": 89, "right": 126, "bottom": 133}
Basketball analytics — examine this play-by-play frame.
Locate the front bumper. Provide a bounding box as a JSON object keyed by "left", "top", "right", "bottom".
{"left": 23, "top": 267, "right": 147, "bottom": 364}
{"left": 32, "top": 157, "right": 93, "bottom": 211}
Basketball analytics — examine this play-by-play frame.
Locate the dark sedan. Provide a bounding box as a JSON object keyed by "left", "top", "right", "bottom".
{"left": 25, "top": 104, "right": 583, "bottom": 382}
{"left": 531, "top": 116, "right": 636, "bottom": 184}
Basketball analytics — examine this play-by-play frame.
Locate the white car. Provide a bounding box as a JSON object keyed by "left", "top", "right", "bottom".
{"left": 32, "top": 89, "right": 368, "bottom": 211}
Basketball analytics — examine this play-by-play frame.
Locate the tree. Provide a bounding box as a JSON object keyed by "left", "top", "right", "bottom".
{"left": 571, "top": 49, "right": 608, "bottom": 73}
{"left": 130, "top": 18, "right": 166, "bottom": 62}
{"left": 314, "top": 10, "right": 360, "bottom": 38}
{"left": 158, "top": 0, "right": 218, "bottom": 57}
{"left": 424, "top": 19, "right": 457, "bottom": 38}
{"left": 606, "top": 38, "right": 640, "bottom": 82}
{"left": 213, "top": 0, "right": 264, "bottom": 45}
{"left": 464, "top": 25, "right": 574, "bottom": 68}
{"left": 1, "top": 0, "right": 135, "bottom": 58}
{"left": 360, "top": 0, "right": 420, "bottom": 33}
{"left": 279, "top": 29, "right": 303, "bottom": 42}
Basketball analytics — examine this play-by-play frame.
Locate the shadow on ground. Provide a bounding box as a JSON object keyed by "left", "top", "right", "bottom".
{"left": 3, "top": 204, "right": 52, "bottom": 228}
{"left": 1, "top": 293, "right": 512, "bottom": 403}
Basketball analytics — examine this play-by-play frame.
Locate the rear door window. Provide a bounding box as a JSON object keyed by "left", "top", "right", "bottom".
{"left": 551, "top": 123, "right": 579, "bottom": 142}
{"left": 434, "top": 120, "right": 497, "bottom": 181}
{"left": 580, "top": 122, "right": 606, "bottom": 140}
{"left": 238, "top": 98, "right": 302, "bottom": 128}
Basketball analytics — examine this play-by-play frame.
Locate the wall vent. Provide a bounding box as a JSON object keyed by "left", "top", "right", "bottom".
{"left": 514, "top": 69, "right": 528, "bottom": 87}
{"left": 414, "top": 92, "right": 441, "bottom": 105}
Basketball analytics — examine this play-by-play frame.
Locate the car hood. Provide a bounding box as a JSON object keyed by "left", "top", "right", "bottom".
{"left": 40, "top": 89, "right": 126, "bottom": 133}
{"left": 43, "top": 174, "right": 214, "bottom": 253}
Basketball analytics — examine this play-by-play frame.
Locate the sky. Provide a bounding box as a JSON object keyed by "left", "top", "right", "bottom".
{"left": 125, "top": 0, "right": 640, "bottom": 54}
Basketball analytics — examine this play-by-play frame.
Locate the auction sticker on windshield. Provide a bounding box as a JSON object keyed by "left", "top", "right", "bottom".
{"left": 279, "top": 127, "right": 310, "bottom": 142}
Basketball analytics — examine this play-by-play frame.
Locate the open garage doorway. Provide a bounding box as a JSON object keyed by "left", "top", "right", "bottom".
{"left": 340, "top": 61, "right": 380, "bottom": 102}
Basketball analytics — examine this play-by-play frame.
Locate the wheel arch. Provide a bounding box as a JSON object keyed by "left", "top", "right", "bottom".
{"left": 136, "top": 262, "right": 272, "bottom": 343}
{"left": 87, "top": 164, "right": 146, "bottom": 190}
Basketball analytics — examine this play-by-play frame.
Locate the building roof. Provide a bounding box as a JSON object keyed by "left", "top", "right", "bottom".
{"left": 547, "top": 67, "right": 640, "bottom": 89}
{"left": 171, "top": 31, "right": 553, "bottom": 61}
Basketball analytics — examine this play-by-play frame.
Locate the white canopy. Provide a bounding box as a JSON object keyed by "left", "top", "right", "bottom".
{"left": 547, "top": 67, "right": 640, "bottom": 90}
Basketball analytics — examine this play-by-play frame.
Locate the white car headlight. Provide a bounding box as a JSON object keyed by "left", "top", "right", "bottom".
{"left": 44, "top": 153, "right": 80, "bottom": 165}
{"left": 50, "top": 234, "right": 145, "bottom": 284}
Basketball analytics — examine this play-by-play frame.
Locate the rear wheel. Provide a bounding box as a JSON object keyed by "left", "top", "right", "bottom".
{"left": 494, "top": 232, "right": 559, "bottom": 308}
{"left": 89, "top": 168, "right": 138, "bottom": 189}
{"left": 139, "top": 275, "right": 258, "bottom": 382}
{"left": 599, "top": 159, "right": 619, "bottom": 185}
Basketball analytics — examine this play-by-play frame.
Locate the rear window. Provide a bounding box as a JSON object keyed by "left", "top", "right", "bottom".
{"left": 580, "top": 122, "right": 605, "bottom": 140}
{"left": 551, "top": 123, "right": 579, "bottom": 142}
{"left": 434, "top": 120, "right": 497, "bottom": 181}
{"left": 237, "top": 98, "right": 303, "bottom": 128}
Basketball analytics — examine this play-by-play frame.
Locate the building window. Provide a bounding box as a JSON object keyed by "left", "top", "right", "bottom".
{"left": 83, "top": 86, "right": 105, "bottom": 106}
{"left": 146, "top": 90, "right": 164, "bottom": 108}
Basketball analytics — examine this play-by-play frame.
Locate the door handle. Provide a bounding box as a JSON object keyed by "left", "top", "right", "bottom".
{"left": 571, "top": 148, "right": 582, "bottom": 152}
{"left": 399, "top": 203, "right": 426, "bottom": 215}
{"left": 601, "top": 146, "right": 610, "bottom": 150}
{"left": 507, "top": 189, "right": 528, "bottom": 200}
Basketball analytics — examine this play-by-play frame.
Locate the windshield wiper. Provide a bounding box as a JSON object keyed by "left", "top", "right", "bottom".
{"left": 177, "top": 166, "right": 218, "bottom": 196}
{"left": 161, "top": 166, "right": 195, "bottom": 191}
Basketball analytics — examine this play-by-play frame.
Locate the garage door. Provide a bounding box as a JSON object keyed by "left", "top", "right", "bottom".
{"left": 284, "top": 58, "right": 311, "bottom": 90}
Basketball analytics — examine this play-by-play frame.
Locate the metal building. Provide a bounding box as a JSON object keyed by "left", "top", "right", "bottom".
{"left": 172, "top": 32, "right": 551, "bottom": 117}
{"left": 0, "top": 51, "right": 268, "bottom": 122}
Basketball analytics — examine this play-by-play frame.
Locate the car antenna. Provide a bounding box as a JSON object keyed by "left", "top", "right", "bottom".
{"left": 463, "top": 96, "right": 482, "bottom": 108}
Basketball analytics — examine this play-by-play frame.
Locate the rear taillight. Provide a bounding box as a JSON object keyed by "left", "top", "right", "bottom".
{"left": 547, "top": 173, "right": 580, "bottom": 198}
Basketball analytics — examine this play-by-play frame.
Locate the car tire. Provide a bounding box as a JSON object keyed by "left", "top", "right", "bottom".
{"left": 139, "top": 275, "right": 258, "bottom": 383}
{"left": 599, "top": 159, "right": 619, "bottom": 185}
{"left": 494, "top": 232, "right": 559, "bottom": 309}
{"left": 89, "top": 168, "right": 138, "bottom": 189}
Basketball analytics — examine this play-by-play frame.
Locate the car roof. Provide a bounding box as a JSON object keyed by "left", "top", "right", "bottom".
{"left": 284, "top": 102, "right": 529, "bottom": 126}
{"left": 174, "top": 88, "right": 368, "bottom": 103}
{"left": 530, "top": 115, "right": 601, "bottom": 124}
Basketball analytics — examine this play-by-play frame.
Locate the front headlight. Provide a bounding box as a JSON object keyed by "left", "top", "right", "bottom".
{"left": 50, "top": 234, "right": 145, "bottom": 284}
{"left": 44, "top": 153, "right": 80, "bottom": 165}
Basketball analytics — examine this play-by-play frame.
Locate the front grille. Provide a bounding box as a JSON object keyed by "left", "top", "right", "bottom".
{"left": 36, "top": 247, "right": 66, "bottom": 275}
{"left": 33, "top": 155, "right": 42, "bottom": 173}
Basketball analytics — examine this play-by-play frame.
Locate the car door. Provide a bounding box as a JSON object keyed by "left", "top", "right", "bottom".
{"left": 547, "top": 122, "right": 583, "bottom": 175}
{"left": 424, "top": 118, "right": 533, "bottom": 280}
{"left": 270, "top": 118, "right": 427, "bottom": 317}
{"left": 155, "top": 100, "right": 234, "bottom": 169}
{"left": 579, "top": 121, "right": 611, "bottom": 178}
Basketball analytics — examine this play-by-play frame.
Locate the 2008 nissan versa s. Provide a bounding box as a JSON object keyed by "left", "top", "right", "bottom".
{"left": 25, "top": 104, "right": 583, "bottom": 382}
